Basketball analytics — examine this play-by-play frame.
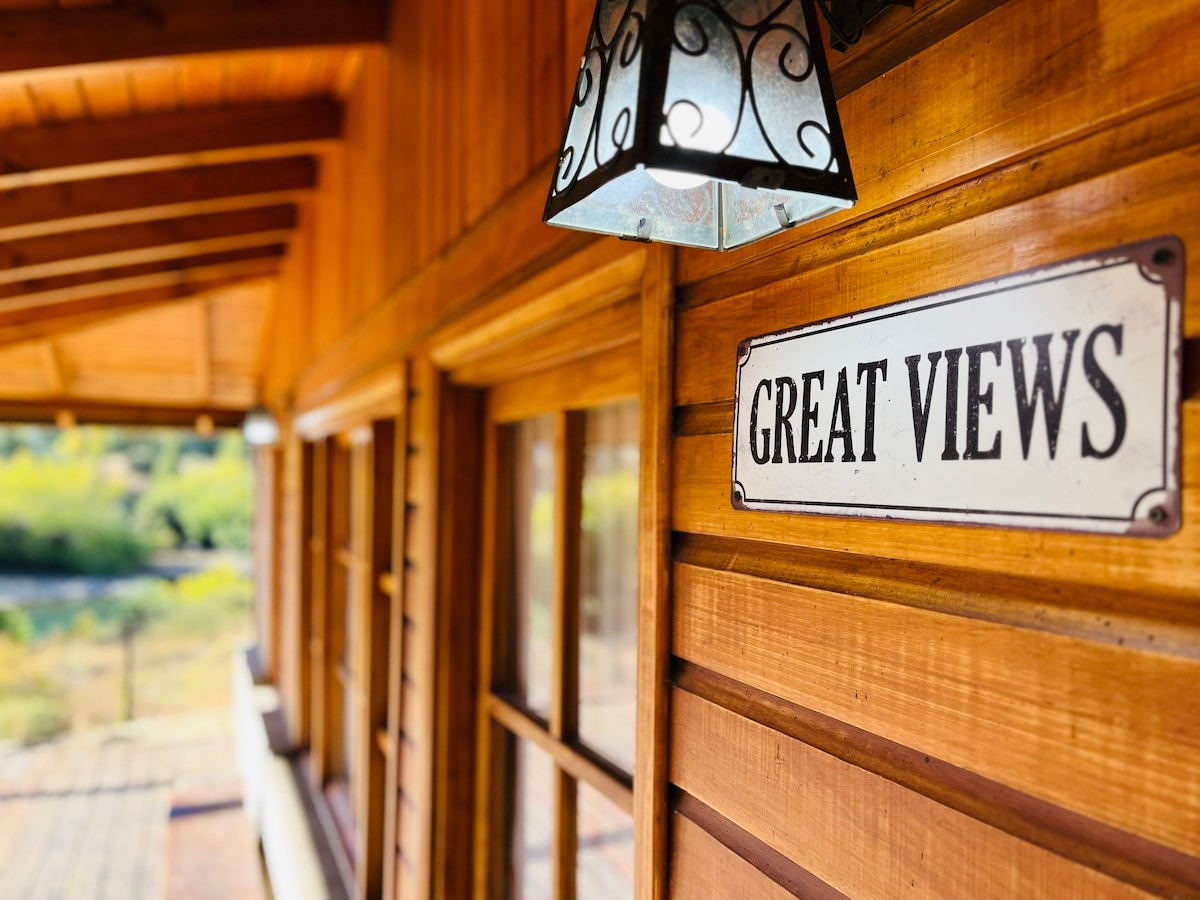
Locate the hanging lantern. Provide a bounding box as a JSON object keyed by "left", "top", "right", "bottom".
{"left": 544, "top": 0, "right": 856, "bottom": 251}
{"left": 242, "top": 404, "right": 280, "bottom": 447}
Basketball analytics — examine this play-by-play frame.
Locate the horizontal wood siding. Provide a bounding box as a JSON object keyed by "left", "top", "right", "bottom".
{"left": 666, "top": 0, "right": 1200, "bottom": 895}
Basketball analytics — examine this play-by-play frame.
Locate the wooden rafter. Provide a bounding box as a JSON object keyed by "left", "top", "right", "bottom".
{"left": 0, "top": 265, "right": 277, "bottom": 345}
{"left": 0, "top": 157, "right": 317, "bottom": 242}
{"left": 0, "top": 100, "right": 340, "bottom": 190}
{"left": 0, "top": 244, "right": 285, "bottom": 305}
{"left": 0, "top": 205, "right": 295, "bottom": 285}
{"left": 0, "top": 0, "right": 387, "bottom": 78}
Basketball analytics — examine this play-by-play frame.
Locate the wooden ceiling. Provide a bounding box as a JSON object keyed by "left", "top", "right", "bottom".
{"left": 0, "top": 0, "right": 386, "bottom": 424}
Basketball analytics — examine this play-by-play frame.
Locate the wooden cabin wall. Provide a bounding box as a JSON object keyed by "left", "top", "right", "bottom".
{"left": 667, "top": 0, "right": 1200, "bottom": 897}
{"left": 257, "top": 0, "right": 1200, "bottom": 897}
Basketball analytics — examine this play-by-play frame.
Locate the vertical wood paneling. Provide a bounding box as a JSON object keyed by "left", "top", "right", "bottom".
{"left": 530, "top": 0, "right": 566, "bottom": 166}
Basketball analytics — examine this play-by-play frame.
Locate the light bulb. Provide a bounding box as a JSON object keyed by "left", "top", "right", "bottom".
{"left": 646, "top": 168, "right": 710, "bottom": 190}
{"left": 648, "top": 101, "right": 733, "bottom": 191}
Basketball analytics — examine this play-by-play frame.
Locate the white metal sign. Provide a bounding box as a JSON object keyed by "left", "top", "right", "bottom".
{"left": 731, "top": 238, "right": 1183, "bottom": 535}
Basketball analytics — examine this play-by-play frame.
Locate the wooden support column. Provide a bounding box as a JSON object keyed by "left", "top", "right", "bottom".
{"left": 635, "top": 244, "right": 676, "bottom": 900}
{"left": 431, "top": 370, "right": 485, "bottom": 900}
{"left": 193, "top": 300, "right": 212, "bottom": 404}
{"left": 382, "top": 367, "right": 410, "bottom": 900}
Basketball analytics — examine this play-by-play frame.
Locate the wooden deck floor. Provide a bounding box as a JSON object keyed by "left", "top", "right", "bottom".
{"left": 0, "top": 710, "right": 266, "bottom": 899}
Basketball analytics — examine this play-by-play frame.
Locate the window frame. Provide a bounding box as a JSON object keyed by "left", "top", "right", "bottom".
{"left": 475, "top": 357, "right": 640, "bottom": 900}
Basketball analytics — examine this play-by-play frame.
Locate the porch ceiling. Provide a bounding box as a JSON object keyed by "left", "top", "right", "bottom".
{"left": 0, "top": 0, "right": 387, "bottom": 423}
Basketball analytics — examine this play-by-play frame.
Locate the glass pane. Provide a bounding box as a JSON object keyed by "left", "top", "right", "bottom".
{"left": 510, "top": 739, "right": 555, "bottom": 900}
{"left": 578, "top": 401, "right": 639, "bottom": 774}
{"left": 509, "top": 415, "right": 557, "bottom": 719}
{"left": 576, "top": 781, "right": 634, "bottom": 899}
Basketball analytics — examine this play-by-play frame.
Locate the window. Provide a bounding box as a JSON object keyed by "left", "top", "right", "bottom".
{"left": 310, "top": 419, "right": 396, "bottom": 896}
{"left": 479, "top": 395, "right": 639, "bottom": 899}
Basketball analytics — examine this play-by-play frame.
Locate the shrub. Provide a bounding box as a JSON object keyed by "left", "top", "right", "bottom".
{"left": 0, "top": 450, "right": 148, "bottom": 574}
{"left": 135, "top": 435, "right": 252, "bottom": 550}
{"left": 0, "top": 607, "right": 33, "bottom": 643}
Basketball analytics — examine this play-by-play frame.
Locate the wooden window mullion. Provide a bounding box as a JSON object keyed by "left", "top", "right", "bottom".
{"left": 552, "top": 410, "right": 585, "bottom": 900}
{"left": 475, "top": 412, "right": 517, "bottom": 900}
{"left": 309, "top": 438, "right": 330, "bottom": 786}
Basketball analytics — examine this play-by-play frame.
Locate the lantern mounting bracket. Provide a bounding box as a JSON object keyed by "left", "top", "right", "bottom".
{"left": 817, "top": 0, "right": 915, "bottom": 51}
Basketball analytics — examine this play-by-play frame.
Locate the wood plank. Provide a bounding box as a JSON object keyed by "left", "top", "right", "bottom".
{"left": 675, "top": 0, "right": 1200, "bottom": 288}
{"left": 672, "top": 401, "right": 1200, "bottom": 595}
{"left": 669, "top": 812, "right": 804, "bottom": 900}
{"left": 0, "top": 157, "right": 317, "bottom": 241}
{"left": 405, "top": 357, "right": 438, "bottom": 900}
{"left": 37, "top": 339, "right": 64, "bottom": 394}
{"left": 551, "top": 410, "right": 585, "bottom": 741}
{"left": 676, "top": 663, "right": 1200, "bottom": 897}
{"left": 0, "top": 100, "right": 340, "bottom": 190}
{"left": 0, "top": 256, "right": 278, "bottom": 317}
{"left": 428, "top": 240, "right": 645, "bottom": 374}
{"left": 0, "top": 1, "right": 387, "bottom": 77}
{"left": 472, "top": 404, "right": 514, "bottom": 900}
{"left": 450, "top": 292, "right": 640, "bottom": 391}
{"left": 192, "top": 299, "right": 210, "bottom": 403}
{"left": 671, "top": 689, "right": 1156, "bottom": 898}
{"left": 676, "top": 531, "right": 1200, "bottom": 660}
{"left": 0, "top": 205, "right": 294, "bottom": 285}
{"left": 356, "top": 419, "right": 395, "bottom": 900}
{"left": 635, "top": 245, "right": 674, "bottom": 900}
{"left": 382, "top": 369, "right": 409, "bottom": 900}
{"left": 675, "top": 145, "right": 1200, "bottom": 415}
{"left": 0, "top": 244, "right": 284, "bottom": 305}
{"left": 430, "top": 377, "right": 485, "bottom": 900}
{"left": 488, "top": 342, "right": 640, "bottom": 425}
{"left": 309, "top": 438, "right": 333, "bottom": 787}
{"left": 0, "top": 399, "right": 235, "bottom": 428}
{"left": 0, "top": 269, "right": 275, "bottom": 346}
{"left": 295, "top": 162, "right": 587, "bottom": 411}
{"left": 671, "top": 563, "right": 1200, "bottom": 856}
{"left": 529, "top": 0, "right": 564, "bottom": 167}
{"left": 489, "top": 695, "right": 633, "bottom": 817}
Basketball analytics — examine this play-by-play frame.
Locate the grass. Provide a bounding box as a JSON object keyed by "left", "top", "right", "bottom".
{"left": 0, "top": 564, "right": 252, "bottom": 745}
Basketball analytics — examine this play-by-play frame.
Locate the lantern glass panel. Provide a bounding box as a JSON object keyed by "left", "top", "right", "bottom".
{"left": 545, "top": 0, "right": 856, "bottom": 250}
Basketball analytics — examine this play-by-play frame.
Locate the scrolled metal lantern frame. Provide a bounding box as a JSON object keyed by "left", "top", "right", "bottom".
{"left": 543, "top": 0, "right": 857, "bottom": 251}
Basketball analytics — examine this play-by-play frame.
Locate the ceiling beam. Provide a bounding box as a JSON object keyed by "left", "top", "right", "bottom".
{"left": 0, "top": 398, "right": 248, "bottom": 429}
{"left": 0, "top": 205, "right": 295, "bottom": 285}
{"left": 0, "top": 157, "right": 317, "bottom": 242}
{"left": 0, "top": 244, "right": 285, "bottom": 304}
{"left": 0, "top": 0, "right": 387, "bottom": 78}
{"left": 0, "top": 264, "right": 278, "bottom": 344}
{"left": 0, "top": 100, "right": 340, "bottom": 190}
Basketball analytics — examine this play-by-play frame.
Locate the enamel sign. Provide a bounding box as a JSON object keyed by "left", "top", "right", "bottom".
{"left": 731, "top": 238, "right": 1183, "bottom": 535}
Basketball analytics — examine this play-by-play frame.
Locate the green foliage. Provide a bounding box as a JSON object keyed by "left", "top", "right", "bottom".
{"left": 135, "top": 433, "right": 252, "bottom": 550}
{"left": 0, "top": 448, "right": 148, "bottom": 574}
{"left": 0, "top": 607, "right": 33, "bottom": 643}
{"left": 0, "top": 424, "right": 251, "bottom": 571}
